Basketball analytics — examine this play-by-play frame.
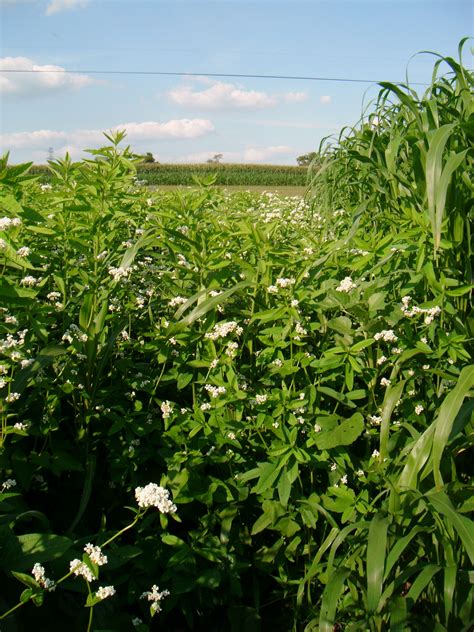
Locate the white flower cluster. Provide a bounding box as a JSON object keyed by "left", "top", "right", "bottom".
{"left": 16, "top": 246, "right": 31, "bottom": 257}
{"left": 0, "top": 329, "right": 28, "bottom": 354}
{"left": 205, "top": 384, "right": 226, "bottom": 398}
{"left": 205, "top": 321, "right": 243, "bottom": 340}
{"left": 294, "top": 322, "right": 307, "bottom": 339}
{"left": 225, "top": 341, "right": 238, "bottom": 357}
{"left": 20, "top": 275, "right": 39, "bottom": 287}
{"left": 95, "top": 585, "right": 116, "bottom": 600}
{"left": 84, "top": 543, "right": 107, "bottom": 566}
{"left": 32, "top": 563, "right": 56, "bottom": 591}
{"left": 168, "top": 296, "right": 187, "bottom": 308}
{"left": 255, "top": 394, "right": 268, "bottom": 404}
{"left": 161, "top": 401, "right": 173, "bottom": 419}
{"left": 70, "top": 559, "right": 96, "bottom": 583}
{"left": 2, "top": 478, "right": 16, "bottom": 491}
{"left": 62, "top": 323, "right": 88, "bottom": 344}
{"left": 374, "top": 330, "right": 398, "bottom": 343}
{"left": 380, "top": 378, "right": 391, "bottom": 387}
{"left": 415, "top": 404, "right": 424, "bottom": 415}
{"left": 401, "top": 296, "right": 442, "bottom": 325}
{"left": 336, "top": 276, "right": 357, "bottom": 293}
{"left": 134, "top": 483, "right": 177, "bottom": 513}
{"left": 140, "top": 584, "right": 170, "bottom": 615}
{"left": 276, "top": 277, "right": 295, "bottom": 288}
{"left": 0, "top": 216, "right": 22, "bottom": 230}
{"left": 108, "top": 266, "right": 131, "bottom": 282}
{"left": 368, "top": 414, "right": 382, "bottom": 426}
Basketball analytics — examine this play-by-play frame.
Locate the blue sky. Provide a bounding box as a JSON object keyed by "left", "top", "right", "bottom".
{"left": 0, "top": 0, "right": 471, "bottom": 164}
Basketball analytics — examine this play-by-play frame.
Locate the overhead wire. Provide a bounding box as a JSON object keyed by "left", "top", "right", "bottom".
{"left": 0, "top": 68, "right": 430, "bottom": 86}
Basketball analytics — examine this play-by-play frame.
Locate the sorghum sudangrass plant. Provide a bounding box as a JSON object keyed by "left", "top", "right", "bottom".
{"left": 309, "top": 38, "right": 473, "bottom": 314}
{"left": 0, "top": 48, "right": 473, "bottom": 632}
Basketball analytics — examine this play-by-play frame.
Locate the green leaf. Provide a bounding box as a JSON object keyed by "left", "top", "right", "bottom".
{"left": 366, "top": 513, "right": 388, "bottom": 612}
{"left": 426, "top": 490, "right": 474, "bottom": 564}
{"left": 11, "top": 570, "right": 40, "bottom": 589}
{"left": 315, "top": 413, "right": 364, "bottom": 450}
{"left": 432, "top": 365, "right": 474, "bottom": 489}
{"left": 319, "top": 568, "right": 350, "bottom": 632}
{"left": 4, "top": 533, "right": 72, "bottom": 569}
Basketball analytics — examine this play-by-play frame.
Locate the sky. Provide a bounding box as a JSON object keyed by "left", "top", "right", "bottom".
{"left": 0, "top": 0, "right": 472, "bottom": 164}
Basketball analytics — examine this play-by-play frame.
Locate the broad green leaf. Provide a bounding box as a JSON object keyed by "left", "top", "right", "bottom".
{"left": 315, "top": 413, "right": 364, "bottom": 450}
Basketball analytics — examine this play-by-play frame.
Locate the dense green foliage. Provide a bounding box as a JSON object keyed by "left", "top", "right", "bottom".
{"left": 29, "top": 162, "right": 308, "bottom": 187}
{"left": 0, "top": 44, "right": 473, "bottom": 631}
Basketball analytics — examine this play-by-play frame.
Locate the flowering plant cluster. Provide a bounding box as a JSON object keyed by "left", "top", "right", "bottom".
{"left": 1, "top": 57, "right": 473, "bottom": 631}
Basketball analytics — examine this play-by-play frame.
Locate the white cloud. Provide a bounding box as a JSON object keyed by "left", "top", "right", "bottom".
{"left": 167, "top": 80, "right": 308, "bottom": 110}
{"left": 168, "top": 81, "right": 275, "bottom": 109}
{"left": 176, "top": 145, "right": 294, "bottom": 165}
{"left": 0, "top": 119, "right": 215, "bottom": 154}
{"left": 284, "top": 91, "right": 308, "bottom": 103}
{"left": 242, "top": 146, "right": 293, "bottom": 162}
{"left": 45, "top": 0, "right": 89, "bottom": 16}
{"left": 0, "top": 57, "right": 94, "bottom": 98}
{"left": 320, "top": 95, "right": 332, "bottom": 105}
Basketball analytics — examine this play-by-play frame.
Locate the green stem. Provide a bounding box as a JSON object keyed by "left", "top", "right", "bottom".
{"left": 86, "top": 582, "right": 94, "bottom": 632}
{"left": 0, "top": 599, "right": 25, "bottom": 621}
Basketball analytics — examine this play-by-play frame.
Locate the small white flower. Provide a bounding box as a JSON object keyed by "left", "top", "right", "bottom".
{"left": 95, "top": 585, "right": 116, "bottom": 600}
{"left": 84, "top": 543, "right": 107, "bottom": 566}
{"left": 336, "top": 276, "right": 356, "bottom": 293}
{"left": 140, "top": 584, "right": 170, "bottom": 615}
{"left": 374, "top": 330, "right": 398, "bottom": 343}
{"left": 313, "top": 423, "right": 321, "bottom": 432}
{"left": 371, "top": 449, "right": 380, "bottom": 459}
{"left": 276, "top": 277, "right": 295, "bottom": 288}
{"left": 200, "top": 402, "right": 211, "bottom": 411}
{"left": 340, "top": 474, "right": 348, "bottom": 485}
{"left": 161, "top": 401, "right": 173, "bottom": 419}
{"left": 13, "top": 422, "right": 29, "bottom": 431}
{"left": 255, "top": 394, "right": 268, "bottom": 404}
{"left": 330, "top": 462, "right": 337, "bottom": 471}
{"left": 368, "top": 414, "right": 382, "bottom": 426}
{"left": 272, "top": 421, "right": 279, "bottom": 428}
{"left": 32, "top": 563, "right": 56, "bottom": 591}
{"left": 376, "top": 355, "right": 387, "bottom": 366}
{"left": 267, "top": 285, "right": 278, "bottom": 294}
{"left": 16, "top": 247, "right": 31, "bottom": 257}
{"left": 2, "top": 478, "right": 17, "bottom": 490}
{"left": 227, "top": 432, "right": 236, "bottom": 440}
{"left": 135, "top": 483, "right": 177, "bottom": 513}
{"left": 415, "top": 404, "right": 424, "bottom": 415}
{"left": 6, "top": 392, "right": 20, "bottom": 403}
{"left": 70, "top": 559, "right": 95, "bottom": 583}
{"left": 380, "top": 378, "right": 391, "bottom": 387}
{"left": 21, "top": 275, "right": 38, "bottom": 287}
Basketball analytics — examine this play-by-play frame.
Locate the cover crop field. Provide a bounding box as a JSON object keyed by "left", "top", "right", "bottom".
{"left": 0, "top": 44, "right": 473, "bottom": 631}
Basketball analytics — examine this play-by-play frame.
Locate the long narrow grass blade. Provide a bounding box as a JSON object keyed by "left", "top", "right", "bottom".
{"left": 432, "top": 365, "right": 474, "bottom": 489}
{"left": 366, "top": 513, "right": 388, "bottom": 613}
{"left": 319, "top": 568, "right": 350, "bottom": 632}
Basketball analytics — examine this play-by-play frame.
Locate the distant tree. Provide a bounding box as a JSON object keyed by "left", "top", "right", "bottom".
{"left": 206, "top": 153, "right": 223, "bottom": 164}
{"left": 296, "top": 152, "right": 319, "bottom": 166}
{"left": 140, "top": 152, "right": 156, "bottom": 163}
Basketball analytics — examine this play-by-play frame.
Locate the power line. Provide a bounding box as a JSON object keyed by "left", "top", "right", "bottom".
{"left": 0, "top": 68, "right": 430, "bottom": 86}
